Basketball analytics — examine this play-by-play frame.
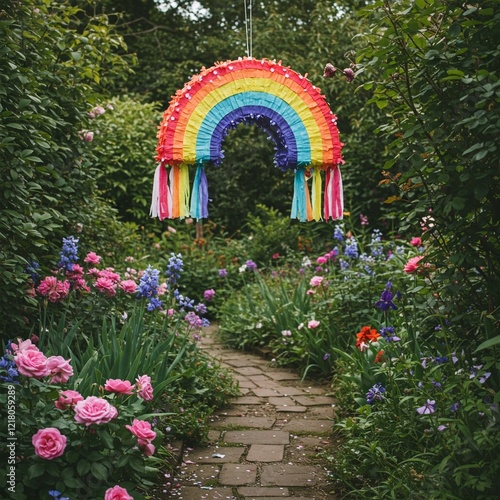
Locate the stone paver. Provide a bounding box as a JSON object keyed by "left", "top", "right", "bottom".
{"left": 212, "top": 416, "right": 275, "bottom": 429}
{"left": 281, "top": 419, "right": 332, "bottom": 433}
{"left": 260, "top": 464, "right": 326, "bottom": 487}
{"left": 177, "top": 486, "right": 237, "bottom": 499}
{"left": 292, "top": 395, "right": 336, "bottom": 406}
{"left": 224, "top": 430, "right": 289, "bottom": 445}
{"left": 187, "top": 446, "right": 245, "bottom": 463}
{"left": 219, "top": 463, "right": 257, "bottom": 485}
{"left": 237, "top": 486, "right": 289, "bottom": 496}
{"left": 174, "top": 325, "right": 334, "bottom": 499}
{"left": 247, "top": 444, "right": 284, "bottom": 462}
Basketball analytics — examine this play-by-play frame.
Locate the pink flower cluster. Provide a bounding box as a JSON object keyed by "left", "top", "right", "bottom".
{"left": 404, "top": 255, "right": 425, "bottom": 273}
{"left": 36, "top": 276, "right": 71, "bottom": 303}
{"left": 103, "top": 375, "right": 154, "bottom": 401}
{"left": 126, "top": 419, "right": 157, "bottom": 456}
{"left": 12, "top": 339, "right": 73, "bottom": 382}
{"left": 105, "top": 485, "right": 133, "bottom": 500}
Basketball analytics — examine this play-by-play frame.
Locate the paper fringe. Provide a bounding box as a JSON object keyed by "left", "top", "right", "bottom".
{"left": 152, "top": 164, "right": 343, "bottom": 223}
{"left": 324, "top": 166, "right": 343, "bottom": 221}
{"left": 190, "top": 165, "right": 209, "bottom": 220}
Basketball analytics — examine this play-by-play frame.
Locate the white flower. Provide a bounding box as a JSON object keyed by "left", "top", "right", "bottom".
{"left": 239, "top": 264, "right": 247, "bottom": 273}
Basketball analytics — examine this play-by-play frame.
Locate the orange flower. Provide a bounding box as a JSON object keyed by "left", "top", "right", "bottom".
{"left": 355, "top": 326, "right": 380, "bottom": 351}
{"left": 374, "top": 350, "right": 385, "bottom": 363}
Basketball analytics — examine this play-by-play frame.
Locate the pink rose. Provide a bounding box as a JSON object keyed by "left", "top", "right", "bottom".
{"left": 135, "top": 374, "right": 153, "bottom": 401}
{"left": 306, "top": 289, "right": 315, "bottom": 295}
{"left": 104, "top": 485, "right": 134, "bottom": 500}
{"left": 66, "top": 263, "right": 84, "bottom": 279}
{"left": 403, "top": 256, "right": 425, "bottom": 273}
{"left": 11, "top": 338, "right": 39, "bottom": 354}
{"left": 410, "top": 237, "right": 422, "bottom": 247}
{"left": 139, "top": 442, "right": 155, "bottom": 456}
{"left": 46, "top": 356, "right": 73, "bottom": 384}
{"left": 84, "top": 251, "right": 101, "bottom": 265}
{"left": 99, "top": 268, "right": 121, "bottom": 282}
{"left": 308, "top": 320, "right": 320, "bottom": 329}
{"left": 32, "top": 428, "right": 67, "bottom": 460}
{"left": 74, "top": 396, "right": 118, "bottom": 426}
{"left": 104, "top": 379, "right": 134, "bottom": 395}
{"left": 94, "top": 277, "right": 117, "bottom": 297}
{"left": 316, "top": 256, "right": 328, "bottom": 265}
{"left": 15, "top": 349, "right": 50, "bottom": 378}
{"left": 55, "top": 390, "right": 83, "bottom": 410}
{"left": 126, "top": 419, "right": 156, "bottom": 443}
{"left": 119, "top": 280, "right": 137, "bottom": 294}
{"left": 203, "top": 289, "right": 215, "bottom": 301}
{"left": 37, "top": 277, "right": 70, "bottom": 302}
{"left": 309, "top": 276, "right": 324, "bottom": 287}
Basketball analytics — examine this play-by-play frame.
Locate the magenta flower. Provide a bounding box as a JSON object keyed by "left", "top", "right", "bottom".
{"left": 410, "top": 237, "right": 422, "bottom": 247}
{"left": 136, "top": 374, "right": 154, "bottom": 401}
{"left": 343, "top": 68, "right": 355, "bottom": 82}
{"left": 309, "top": 276, "right": 324, "bottom": 287}
{"left": 104, "top": 379, "right": 134, "bottom": 395}
{"left": 203, "top": 289, "right": 216, "bottom": 301}
{"left": 403, "top": 256, "right": 424, "bottom": 273}
{"left": 120, "top": 280, "right": 137, "bottom": 294}
{"left": 323, "top": 63, "right": 337, "bottom": 78}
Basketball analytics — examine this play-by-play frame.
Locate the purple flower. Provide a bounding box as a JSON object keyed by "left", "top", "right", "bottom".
{"left": 375, "top": 282, "right": 398, "bottom": 311}
{"left": 195, "top": 303, "right": 207, "bottom": 314}
{"left": 437, "top": 425, "right": 447, "bottom": 432}
{"left": 344, "top": 237, "right": 359, "bottom": 259}
{"left": 333, "top": 225, "right": 344, "bottom": 242}
{"left": 137, "top": 265, "right": 160, "bottom": 299}
{"left": 218, "top": 268, "right": 228, "bottom": 278}
{"left": 450, "top": 402, "right": 460, "bottom": 412}
{"left": 323, "top": 353, "right": 330, "bottom": 361}
{"left": 203, "top": 289, "right": 215, "bottom": 301}
{"left": 185, "top": 311, "right": 202, "bottom": 328}
{"left": 147, "top": 297, "right": 163, "bottom": 311}
{"left": 165, "top": 253, "right": 183, "bottom": 286}
{"left": 343, "top": 68, "right": 355, "bottom": 82}
{"left": 366, "top": 383, "right": 386, "bottom": 404}
{"left": 58, "top": 236, "right": 79, "bottom": 272}
{"left": 323, "top": 63, "right": 337, "bottom": 78}
{"left": 380, "top": 326, "right": 400, "bottom": 342}
{"left": 417, "top": 399, "right": 436, "bottom": 415}
{"left": 245, "top": 260, "right": 258, "bottom": 271}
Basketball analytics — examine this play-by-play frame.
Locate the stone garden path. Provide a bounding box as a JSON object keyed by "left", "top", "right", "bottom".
{"left": 165, "top": 325, "right": 337, "bottom": 499}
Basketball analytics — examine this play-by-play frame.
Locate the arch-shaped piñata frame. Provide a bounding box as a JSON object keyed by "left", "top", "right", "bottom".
{"left": 151, "top": 57, "right": 344, "bottom": 222}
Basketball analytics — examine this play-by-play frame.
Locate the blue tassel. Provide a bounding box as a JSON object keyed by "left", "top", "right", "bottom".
{"left": 291, "top": 167, "right": 307, "bottom": 222}
{"left": 190, "top": 165, "right": 209, "bottom": 220}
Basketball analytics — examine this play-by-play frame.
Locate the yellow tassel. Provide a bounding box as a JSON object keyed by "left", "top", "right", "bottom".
{"left": 179, "top": 163, "right": 190, "bottom": 218}
{"left": 312, "top": 168, "right": 322, "bottom": 221}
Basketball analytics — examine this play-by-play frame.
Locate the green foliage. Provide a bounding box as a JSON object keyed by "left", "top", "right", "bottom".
{"left": 91, "top": 96, "right": 163, "bottom": 223}
{"left": 0, "top": 0, "right": 130, "bottom": 337}
{"left": 357, "top": 0, "right": 500, "bottom": 328}
{"left": 0, "top": 354, "right": 161, "bottom": 499}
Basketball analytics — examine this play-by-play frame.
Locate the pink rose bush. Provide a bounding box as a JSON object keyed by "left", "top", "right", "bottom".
{"left": 55, "top": 390, "right": 84, "bottom": 410}
{"left": 135, "top": 374, "right": 154, "bottom": 401}
{"left": 104, "top": 485, "right": 134, "bottom": 500}
{"left": 47, "top": 355, "right": 73, "bottom": 383}
{"left": 126, "top": 419, "right": 157, "bottom": 456}
{"left": 403, "top": 255, "right": 425, "bottom": 273}
{"left": 15, "top": 348, "right": 50, "bottom": 378}
{"left": 32, "top": 428, "right": 67, "bottom": 460}
{"left": 36, "top": 276, "right": 71, "bottom": 303}
{"left": 309, "top": 276, "right": 324, "bottom": 287}
{"left": 104, "top": 378, "right": 134, "bottom": 394}
{"left": 74, "top": 396, "right": 118, "bottom": 426}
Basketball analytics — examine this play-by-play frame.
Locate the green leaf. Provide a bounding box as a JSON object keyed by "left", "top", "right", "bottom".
{"left": 90, "top": 462, "right": 109, "bottom": 481}
{"left": 474, "top": 335, "right": 500, "bottom": 352}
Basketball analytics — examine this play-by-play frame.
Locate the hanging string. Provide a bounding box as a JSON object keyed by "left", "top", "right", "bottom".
{"left": 249, "top": 0, "right": 253, "bottom": 57}
{"left": 244, "top": 0, "right": 253, "bottom": 57}
{"left": 244, "top": 0, "right": 249, "bottom": 57}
